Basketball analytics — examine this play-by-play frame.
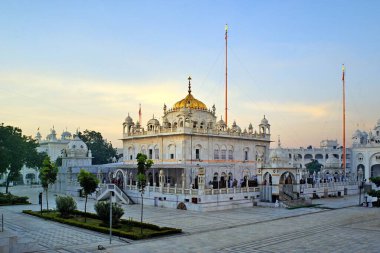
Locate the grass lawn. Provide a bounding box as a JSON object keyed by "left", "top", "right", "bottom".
{"left": 23, "top": 210, "right": 181, "bottom": 240}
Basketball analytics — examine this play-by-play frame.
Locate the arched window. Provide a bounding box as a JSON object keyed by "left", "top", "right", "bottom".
{"left": 168, "top": 144, "right": 176, "bottom": 159}
{"left": 221, "top": 145, "right": 227, "bottom": 160}
{"left": 195, "top": 144, "right": 202, "bottom": 160}
{"left": 214, "top": 145, "right": 220, "bottom": 160}
{"left": 228, "top": 145, "right": 234, "bottom": 160}
{"left": 154, "top": 145, "right": 159, "bottom": 159}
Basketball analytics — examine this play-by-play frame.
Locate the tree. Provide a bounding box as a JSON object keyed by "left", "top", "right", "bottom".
{"left": 0, "top": 124, "right": 39, "bottom": 193}
{"left": 39, "top": 157, "right": 58, "bottom": 210}
{"left": 136, "top": 153, "right": 153, "bottom": 234}
{"left": 77, "top": 169, "right": 99, "bottom": 222}
{"left": 305, "top": 159, "right": 323, "bottom": 175}
{"left": 78, "top": 130, "right": 117, "bottom": 165}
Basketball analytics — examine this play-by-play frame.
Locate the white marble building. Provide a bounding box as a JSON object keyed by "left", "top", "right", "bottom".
{"left": 119, "top": 77, "right": 271, "bottom": 190}
{"left": 351, "top": 119, "right": 380, "bottom": 180}
{"left": 269, "top": 139, "right": 351, "bottom": 175}
{"left": 19, "top": 128, "right": 72, "bottom": 185}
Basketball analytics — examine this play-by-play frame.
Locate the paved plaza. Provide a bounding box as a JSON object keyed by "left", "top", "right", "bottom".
{"left": 1, "top": 186, "right": 379, "bottom": 252}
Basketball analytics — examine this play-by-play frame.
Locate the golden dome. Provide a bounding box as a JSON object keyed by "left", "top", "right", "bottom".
{"left": 172, "top": 76, "right": 207, "bottom": 110}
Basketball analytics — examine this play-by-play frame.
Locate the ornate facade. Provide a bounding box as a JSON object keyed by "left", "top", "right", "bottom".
{"left": 351, "top": 119, "right": 380, "bottom": 180}
{"left": 120, "top": 77, "right": 271, "bottom": 191}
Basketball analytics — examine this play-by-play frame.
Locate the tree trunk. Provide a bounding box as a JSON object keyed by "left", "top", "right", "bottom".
{"left": 140, "top": 193, "right": 143, "bottom": 235}
{"left": 84, "top": 195, "right": 88, "bottom": 223}
{"left": 46, "top": 188, "right": 49, "bottom": 210}
{"left": 5, "top": 178, "right": 10, "bottom": 194}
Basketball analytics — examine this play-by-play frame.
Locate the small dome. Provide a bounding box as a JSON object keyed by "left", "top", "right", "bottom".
{"left": 66, "top": 135, "right": 88, "bottom": 158}
{"left": 216, "top": 117, "right": 226, "bottom": 127}
{"left": 248, "top": 123, "right": 253, "bottom": 130}
{"left": 125, "top": 114, "right": 133, "bottom": 124}
{"left": 231, "top": 121, "right": 241, "bottom": 133}
{"left": 35, "top": 131, "right": 42, "bottom": 140}
{"left": 61, "top": 131, "right": 72, "bottom": 140}
{"left": 261, "top": 115, "right": 269, "bottom": 125}
{"left": 147, "top": 118, "right": 160, "bottom": 126}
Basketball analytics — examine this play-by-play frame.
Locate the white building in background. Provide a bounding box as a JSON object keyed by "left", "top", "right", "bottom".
{"left": 269, "top": 139, "right": 351, "bottom": 176}
{"left": 351, "top": 118, "right": 380, "bottom": 180}
{"left": 21, "top": 128, "right": 73, "bottom": 184}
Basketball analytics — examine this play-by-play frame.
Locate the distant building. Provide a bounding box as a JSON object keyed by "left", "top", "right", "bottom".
{"left": 351, "top": 118, "right": 380, "bottom": 180}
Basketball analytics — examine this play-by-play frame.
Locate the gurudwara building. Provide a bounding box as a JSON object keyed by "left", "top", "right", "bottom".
{"left": 101, "top": 77, "right": 271, "bottom": 210}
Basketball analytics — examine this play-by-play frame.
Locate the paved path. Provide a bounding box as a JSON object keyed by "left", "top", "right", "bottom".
{"left": 1, "top": 186, "right": 379, "bottom": 252}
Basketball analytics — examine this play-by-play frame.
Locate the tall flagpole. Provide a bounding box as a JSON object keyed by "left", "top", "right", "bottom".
{"left": 225, "top": 24, "right": 228, "bottom": 126}
{"left": 342, "top": 64, "right": 346, "bottom": 175}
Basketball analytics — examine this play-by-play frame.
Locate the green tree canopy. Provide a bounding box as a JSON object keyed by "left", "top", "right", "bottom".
{"left": 0, "top": 123, "right": 39, "bottom": 193}
{"left": 305, "top": 159, "right": 323, "bottom": 175}
{"left": 78, "top": 169, "right": 99, "bottom": 222}
{"left": 39, "top": 157, "right": 58, "bottom": 210}
{"left": 78, "top": 130, "right": 117, "bottom": 165}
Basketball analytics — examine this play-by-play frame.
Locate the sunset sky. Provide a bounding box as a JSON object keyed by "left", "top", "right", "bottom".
{"left": 1, "top": 1, "right": 379, "bottom": 148}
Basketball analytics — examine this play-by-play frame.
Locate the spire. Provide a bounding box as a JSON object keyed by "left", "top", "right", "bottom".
{"left": 188, "top": 76, "right": 192, "bottom": 94}
{"left": 278, "top": 135, "right": 281, "bottom": 148}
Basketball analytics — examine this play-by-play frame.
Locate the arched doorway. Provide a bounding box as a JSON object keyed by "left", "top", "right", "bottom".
{"left": 263, "top": 172, "right": 272, "bottom": 185}
{"left": 220, "top": 172, "right": 227, "bottom": 188}
{"left": 228, "top": 172, "right": 233, "bottom": 187}
{"left": 155, "top": 172, "right": 159, "bottom": 186}
{"left": 371, "top": 164, "right": 380, "bottom": 178}
{"left": 148, "top": 172, "right": 153, "bottom": 186}
{"left": 115, "top": 170, "right": 125, "bottom": 189}
{"left": 212, "top": 172, "right": 219, "bottom": 189}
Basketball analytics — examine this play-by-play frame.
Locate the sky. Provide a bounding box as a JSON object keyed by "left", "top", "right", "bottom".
{"left": 0, "top": 0, "right": 379, "bottom": 149}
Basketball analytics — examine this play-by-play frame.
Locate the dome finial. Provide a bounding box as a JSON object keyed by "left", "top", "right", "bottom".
{"left": 188, "top": 76, "right": 192, "bottom": 94}
{"left": 278, "top": 135, "right": 281, "bottom": 148}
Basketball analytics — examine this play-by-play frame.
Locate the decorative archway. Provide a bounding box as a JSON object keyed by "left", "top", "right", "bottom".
{"left": 356, "top": 164, "right": 365, "bottom": 181}
{"left": 279, "top": 172, "right": 295, "bottom": 185}
{"left": 115, "top": 169, "right": 125, "bottom": 189}
{"left": 263, "top": 172, "right": 272, "bottom": 185}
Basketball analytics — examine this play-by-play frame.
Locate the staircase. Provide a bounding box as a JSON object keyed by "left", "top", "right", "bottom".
{"left": 280, "top": 184, "right": 311, "bottom": 208}
{"left": 96, "top": 184, "right": 134, "bottom": 204}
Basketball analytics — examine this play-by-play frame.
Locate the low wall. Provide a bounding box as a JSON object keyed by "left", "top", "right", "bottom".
{"left": 125, "top": 189, "right": 261, "bottom": 211}
{"left": 300, "top": 184, "right": 358, "bottom": 199}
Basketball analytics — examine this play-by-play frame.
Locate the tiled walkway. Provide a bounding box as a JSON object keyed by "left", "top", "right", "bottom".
{"left": 1, "top": 186, "right": 378, "bottom": 252}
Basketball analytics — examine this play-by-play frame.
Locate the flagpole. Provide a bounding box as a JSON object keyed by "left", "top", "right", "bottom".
{"left": 225, "top": 24, "right": 228, "bottom": 126}
{"left": 342, "top": 64, "right": 346, "bottom": 176}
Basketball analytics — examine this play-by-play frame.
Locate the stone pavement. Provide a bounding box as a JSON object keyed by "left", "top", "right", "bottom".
{"left": 1, "top": 186, "right": 379, "bottom": 252}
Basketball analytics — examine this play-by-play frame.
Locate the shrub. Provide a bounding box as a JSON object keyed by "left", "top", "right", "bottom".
{"left": 94, "top": 201, "right": 124, "bottom": 225}
{"left": 0, "top": 193, "right": 30, "bottom": 205}
{"left": 370, "top": 177, "right": 380, "bottom": 187}
{"left": 56, "top": 196, "right": 77, "bottom": 218}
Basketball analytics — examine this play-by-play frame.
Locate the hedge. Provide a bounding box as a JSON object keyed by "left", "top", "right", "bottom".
{"left": 22, "top": 210, "right": 181, "bottom": 240}
{"left": 0, "top": 193, "right": 30, "bottom": 206}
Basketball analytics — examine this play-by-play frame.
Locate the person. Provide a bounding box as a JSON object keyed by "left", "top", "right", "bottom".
{"left": 233, "top": 179, "right": 238, "bottom": 188}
